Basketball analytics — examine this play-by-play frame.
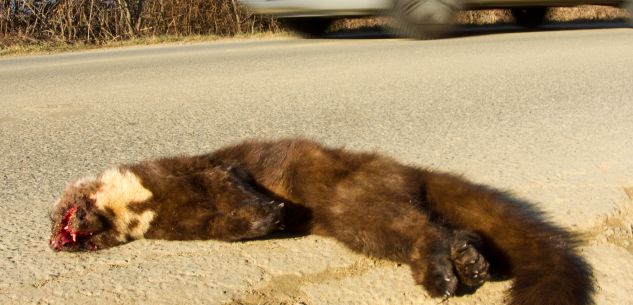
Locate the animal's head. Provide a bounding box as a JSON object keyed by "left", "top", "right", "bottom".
{"left": 48, "top": 164, "right": 286, "bottom": 251}
{"left": 49, "top": 179, "right": 108, "bottom": 251}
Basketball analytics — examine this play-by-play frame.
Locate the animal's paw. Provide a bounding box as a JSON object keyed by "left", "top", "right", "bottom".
{"left": 412, "top": 255, "right": 459, "bottom": 298}
{"left": 450, "top": 231, "right": 490, "bottom": 288}
{"left": 218, "top": 199, "right": 285, "bottom": 241}
{"left": 245, "top": 200, "right": 285, "bottom": 235}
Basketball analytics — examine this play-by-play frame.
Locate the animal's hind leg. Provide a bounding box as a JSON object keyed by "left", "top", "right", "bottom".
{"left": 409, "top": 229, "right": 490, "bottom": 297}
{"left": 312, "top": 196, "right": 463, "bottom": 298}
{"left": 315, "top": 202, "right": 494, "bottom": 298}
{"left": 450, "top": 230, "right": 490, "bottom": 291}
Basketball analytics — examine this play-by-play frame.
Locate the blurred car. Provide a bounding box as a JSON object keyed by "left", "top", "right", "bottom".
{"left": 238, "top": 0, "right": 632, "bottom": 38}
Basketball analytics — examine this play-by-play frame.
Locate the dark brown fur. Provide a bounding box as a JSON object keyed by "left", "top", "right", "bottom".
{"left": 49, "top": 138, "right": 594, "bottom": 305}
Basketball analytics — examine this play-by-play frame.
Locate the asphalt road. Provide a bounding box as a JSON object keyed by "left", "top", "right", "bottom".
{"left": 1, "top": 27, "right": 633, "bottom": 304}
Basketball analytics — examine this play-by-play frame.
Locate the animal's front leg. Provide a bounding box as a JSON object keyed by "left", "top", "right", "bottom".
{"left": 209, "top": 200, "right": 285, "bottom": 241}
{"left": 200, "top": 165, "right": 286, "bottom": 241}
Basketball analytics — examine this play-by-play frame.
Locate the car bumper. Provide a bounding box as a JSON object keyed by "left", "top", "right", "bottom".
{"left": 237, "top": 0, "right": 390, "bottom": 17}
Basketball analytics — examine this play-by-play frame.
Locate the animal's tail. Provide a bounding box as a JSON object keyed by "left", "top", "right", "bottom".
{"left": 419, "top": 170, "right": 595, "bottom": 305}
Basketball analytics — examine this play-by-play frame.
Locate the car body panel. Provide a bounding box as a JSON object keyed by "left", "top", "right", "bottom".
{"left": 238, "top": 0, "right": 389, "bottom": 17}
{"left": 239, "top": 0, "right": 624, "bottom": 16}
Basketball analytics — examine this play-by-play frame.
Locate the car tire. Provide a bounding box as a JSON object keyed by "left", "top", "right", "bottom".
{"left": 623, "top": 0, "right": 633, "bottom": 25}
{"left": 390, "top": 0, "right": 460, "bottom": 39}
{"left": 280, "top": 17, "right": 334, "bottom": 38}
{"left": 511, "top": 7, "right": 548, "bottom": 28}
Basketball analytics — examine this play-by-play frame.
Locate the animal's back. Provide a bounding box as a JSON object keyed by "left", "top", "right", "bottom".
{"left": 209, "top": 138, "right": 595, "bottom": 305}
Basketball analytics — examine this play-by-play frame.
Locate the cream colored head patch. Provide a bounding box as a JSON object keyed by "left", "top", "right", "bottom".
{"left": 91, "top": 168, "right": 155, "bottom": 241}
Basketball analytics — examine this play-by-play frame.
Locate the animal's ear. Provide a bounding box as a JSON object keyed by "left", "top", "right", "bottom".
{"left": 64, "top": 180, "right": 82, "bottom": 191}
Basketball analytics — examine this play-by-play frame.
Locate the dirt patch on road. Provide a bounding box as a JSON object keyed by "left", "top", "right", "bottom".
{"left": 226, "top": 259, "right": 395, "bottom": 305}
{"left": 587, "top": 186, "right": 633, "bottom": 254}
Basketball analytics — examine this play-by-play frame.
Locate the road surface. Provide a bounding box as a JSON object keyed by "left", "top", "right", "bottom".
{"left": 1, "top": 27, "right": 633, "bottom": 304}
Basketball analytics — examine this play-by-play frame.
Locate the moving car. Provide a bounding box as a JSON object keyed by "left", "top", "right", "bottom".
{"left": 238, "top": 0, "right": 632, "bottom": 38}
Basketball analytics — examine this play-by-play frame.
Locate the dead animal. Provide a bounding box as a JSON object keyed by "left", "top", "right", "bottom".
{"left": 49, "top": 138, "right": 594, "bottom": 305}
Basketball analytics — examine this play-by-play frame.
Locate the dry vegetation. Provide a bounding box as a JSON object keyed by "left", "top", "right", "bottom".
{"left": 0, "top": 0, "right": 280, "bottom": 47}
{"left": 333, "top": 6, "right": 629, "bottom": 31}
{"left": 0, "top": 0, "right": 629, "bottom": 54}
{"left": 458, "top": 5, "right": 628, "bottom": 24}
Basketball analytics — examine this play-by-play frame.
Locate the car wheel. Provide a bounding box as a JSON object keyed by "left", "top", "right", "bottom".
{"left": 511, "top": 7, "right": 548, "bottom": 28}
{"left": 281, "top": 18, "right": 334, "bottom": 38}
{"left": 623, "top": 0, "right": 633, "bottom": 25}
{"left": 390, "top": 0, "right": 459, "bottom": 39}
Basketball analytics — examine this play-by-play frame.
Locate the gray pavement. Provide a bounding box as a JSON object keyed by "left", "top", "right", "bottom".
{"left": 1, "top": 28, "right": 633, "bottom": 304}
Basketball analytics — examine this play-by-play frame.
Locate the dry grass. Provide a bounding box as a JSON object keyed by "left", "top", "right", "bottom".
{"left": 547, "top": 5, "right": 629, "bottom": 22}
{"left": 455, "top": 6, "right": 629, "bottom": 25}
{"left": 465, "top": 5, "right": 629, "bottom": 24}
{"left": 332, "top": 5, "right": 629, "bottom": 30}
{"left": 0, "top": 0, "right": 281, "bottom": 47}
{"left": 0, "top": 31, "right": 289, "bottom": 57}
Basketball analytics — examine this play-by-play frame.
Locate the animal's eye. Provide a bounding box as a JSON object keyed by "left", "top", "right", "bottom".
{"left": 76, "top": 209, "right": 86, "bottom": 219}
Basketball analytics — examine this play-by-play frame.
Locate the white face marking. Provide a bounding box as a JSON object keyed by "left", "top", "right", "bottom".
{"left": 91, "top": 168, "right": 155, "bottom": 241}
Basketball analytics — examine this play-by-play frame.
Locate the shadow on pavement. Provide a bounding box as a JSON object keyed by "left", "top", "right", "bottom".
{"left": 325, "top": 19, "right": 632, "bottom": 40}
